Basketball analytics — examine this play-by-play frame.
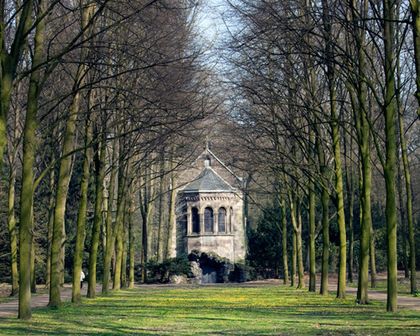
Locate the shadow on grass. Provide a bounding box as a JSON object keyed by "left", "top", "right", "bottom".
{"left": 1, "top": 285, "right": 419, "bottom": 335}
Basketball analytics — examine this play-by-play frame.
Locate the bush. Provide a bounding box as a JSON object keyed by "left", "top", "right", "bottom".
{"left": 229, "top": 263, "right": 254, "bottom": 282}
{"left": 145, "top": 257, "right": 191, "bottom": 283}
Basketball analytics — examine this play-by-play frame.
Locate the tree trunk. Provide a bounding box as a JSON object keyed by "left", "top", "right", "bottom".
{"left": 45, "top": 162, "right": 55, "bottom": 288}
{"left": 0, "top": 0, "right": 33, "bottom": 182}
{"left": 102, "top": 139, "right": 118, "bottom": 294}
{"left": 409, "top": 0, "right": 420, "bottom": 118}
{"left": 397, "top": 167, "right": 409, "bottom": 278}
{"left": 72, "top": 119, "right": 92, "bottom": 303}
{"left": 308, "top": 181, "right": 316, "bottom": 292}
{"left": 280, "top": 199, "right": 289, "bottom": 285}
{"left": 317, "top": 134, "right": 330, "bottom": 296}
{"left": 320, "top": 184, "right": 329, "bottom": 295}
{"left": 370, "top": 225, "right": 377, "bottom": 288}
{"left": 383, "top": 0, "right": 398, "bottom": 312}
{"left": 50, "top": 95, "right": 78, "bottom": 306}
{"left": 30, "top": 239, "right": 36, "bottom": 293}
{"left": 349, "top": 0, "right": 371, "bottom": 305}
{"left": 18, "top": 1, "right": 45, "bottom": 318}
{"left": 113, "top": 197, "right": 126, "bottom": 290}
{"left": 113, "top": 146, "right": 129, "bottom": 290}
{"left": 296, "top": 206, "right": 305, "bottom": 289}
{"left": 87, "top": 131, "right": 105, "bottom": 299}
{"left": 347, "top": 190, "right": 354, "bottom": 284}
{"left": 139, "top": 163, "right": 154, "bottom": 282}
{"left": 396, "top": 54, "right": 417, "bottom": 293}
{"left": 344, "top": 132, "right": 355, "bottom": 284}
{"left": 333, "top": 115, "right": 347, "bottom": 299}
{"left": 49, "top": 2, "right": 96, "bottom": 307}
{"left": 291, "top": 228, "right": 296, "bottom": 288}
{"left": 357, "top": 158, "right": 370, "bottom": 304}
{"left": 128, "top": 190, "right": 135, "bottom": 289}
{"left": 165, "top": 173, "right": 176, "bottom": 260}
{"left": 46, "top": 162, "right": 56, "bottom": 289}
{"left": 7, "top": 154, "right": 19, "bottom": 296}
{"left": 321, "top": 0, "right": 346, "bottom": 299}
{"left": 140, "top": 208, "right": 147, "bottom": 284}
{"left": 289, "top": 192, "right": 304, "bottom": 289}
{"left": 156, "top": 154, "right": 165, "bottom": 262}
{"left": 121, "top": 223, "right": 128, "bottom": 289}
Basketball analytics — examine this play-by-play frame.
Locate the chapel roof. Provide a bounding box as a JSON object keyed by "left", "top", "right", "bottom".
{"left": 182, "top": 166, "right": 235, "bottom": 193}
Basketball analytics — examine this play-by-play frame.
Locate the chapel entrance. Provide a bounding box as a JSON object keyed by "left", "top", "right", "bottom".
{"left": 201, "top": 265, "right": 218, "bottom": 283}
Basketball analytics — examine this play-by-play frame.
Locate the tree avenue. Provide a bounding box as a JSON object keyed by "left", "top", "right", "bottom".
{"left": 0, "top": 0, "right": 418, "bottom": 324}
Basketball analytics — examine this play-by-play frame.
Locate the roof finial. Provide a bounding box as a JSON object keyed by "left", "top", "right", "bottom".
{"left": 204, "top": 137, "right": 211, "bottom": 167}
{"left": 205, "top": 136, "right": 209, "bottom": 153}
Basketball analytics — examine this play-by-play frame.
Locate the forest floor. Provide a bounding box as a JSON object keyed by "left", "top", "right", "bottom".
{"left": 0, "top": 277, "right": 419, "bottom": 335}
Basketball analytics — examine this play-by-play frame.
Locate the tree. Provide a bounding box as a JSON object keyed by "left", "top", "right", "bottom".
{"left": 383, "top": 0, "right": 398, "bottom": 312}
{"left": 18, "top": 0, "right": 47, "bottom": 319}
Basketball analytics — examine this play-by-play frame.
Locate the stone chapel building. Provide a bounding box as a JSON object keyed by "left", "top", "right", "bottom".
{"left": 169, "top": 146, "right": 246, "bottom": 263}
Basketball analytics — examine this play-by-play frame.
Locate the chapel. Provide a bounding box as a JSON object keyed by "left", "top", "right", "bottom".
{"left": 169, "top": 145, "right": 246, "bottom": 263}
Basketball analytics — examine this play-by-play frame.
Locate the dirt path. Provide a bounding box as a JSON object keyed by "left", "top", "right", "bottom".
{"left": 325, "top": 273, "right": 420, "bottom": 311}
{"left": 342, "top": 285, "right": 420, "bottom": 310}
{"left": 0, "top": 284, "right": 99, "bottom": 318}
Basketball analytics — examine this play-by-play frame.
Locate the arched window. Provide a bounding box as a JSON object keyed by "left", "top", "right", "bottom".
{"left": 192, "top": 207, "right": 200, "bottom": 233}
{"left": 204, "top": 207, "right": 214, "bottom": 232}
{"left": 218, "top": 207, "right": 226, "bottom": 233}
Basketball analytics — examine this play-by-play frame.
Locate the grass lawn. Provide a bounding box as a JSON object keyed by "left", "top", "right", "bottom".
{"left": 0, "top": 284, "right": 419, "bottom": 335}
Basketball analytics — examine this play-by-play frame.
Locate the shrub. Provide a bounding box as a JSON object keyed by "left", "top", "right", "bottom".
{"left": 145, "top": 257, "right": 191, "bottom": 283}
{"left": 229, "top": 263, "right": 254, "bottom": 282}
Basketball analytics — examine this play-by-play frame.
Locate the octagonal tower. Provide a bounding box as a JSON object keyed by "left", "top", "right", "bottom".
{"left": 171, "top": 149, "right": 245, "bottom": 263}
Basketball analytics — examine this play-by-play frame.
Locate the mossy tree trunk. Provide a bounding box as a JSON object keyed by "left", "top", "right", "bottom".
{"left": 397, "top": 168, "right": 409, "bottom": 278}
{"left": 289, "top": 191, "right": 304, "bottom": 289}
{"left": 156, "top": 152, "right": 165, "bottom": 262}
{"left": 113, "top": 140, "right": 130, "bottom": 290}
{"left": 280, "top": 199, "right": 289, "bottom": 285}
{"left": 49, "top": 2, "right": 96, "bottom": 307}
{"left": 30, "top": 239, "right": 36, "bottom": 293}
{"left": 348, "top": 0, "right": 371, "bottom": 304}
{"left": 165, "top": 171, "right": 176, "bottom": 260}
{"left": 18, "top": 0, "right": 45, "bottom": 319}
{"left": 356, "top": 85, "right": 372, "bottom": 304}
{"left": 308, "top": 180, "right": 316, "bottom": 292}
{"left": 87, "top": 130, "right": 105, "bottom": 299}
{"left": 7, "top": 125, "right": 19, "bottom": 296}
{"left": 113, "top": 188, "right": 126, "bottom": 290}
{"left": 370, "top": 226, "right": 377, "bottom": 288}
{"left": 72, "top": 117, "right": 92, "bottom": 303}
{"left": 139, "top": 162, "right": 154, "bottom": 283}
{"left": 291, "top": 227, "right": 297, "bottom": 288}
{"left": 45, "top": 154, "right": 56, "bottom": 290}
{"left": 121, "top": 220, "right": 128, "bottom": 289}
{"left": 383, "top": 0, "right": 398, "bottom": 312}
{"left": 102, "top": 139, "right": 118, "bottom": 293}
{"left": 321, "top": 0, "right": 346, "bottom": 299}
{"left": 316, "top": 134, "right": 330, "bottom": 296}
{"left": 343, "top": 125, "right": 355, "bottom": 284}
{"left": 128, "top": 186, "right": 135, "bottom": 289}
{"left": 409, "top": 0, "right": 420, "bottom": 118}
{"left": 0, "top": 0, "right": 33, "bottom": 180}
{"left": 396, "top": 41, "right": 417, "bottom": 293}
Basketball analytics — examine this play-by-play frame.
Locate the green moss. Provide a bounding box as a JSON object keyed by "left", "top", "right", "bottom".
{"left": 0, "top": 284, "right": 419, "bottom": 335}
